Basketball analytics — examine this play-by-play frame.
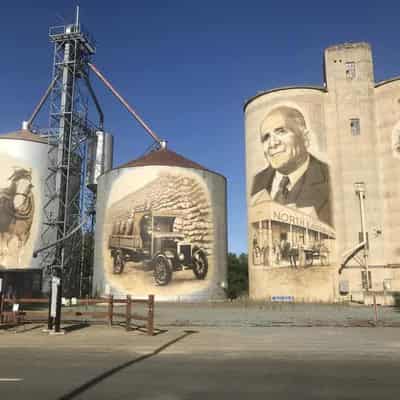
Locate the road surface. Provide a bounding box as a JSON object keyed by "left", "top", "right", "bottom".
{"left": 0, "top": 325, "right": 400, "bottom": 399}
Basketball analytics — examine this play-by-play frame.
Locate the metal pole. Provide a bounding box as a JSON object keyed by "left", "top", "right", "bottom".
{"left": 50, "top": 273, "right": 60, "bottom": 332}
{"left": 87, "top": 62, "right": 163, "bottom": 145}
{"left": 26, "top": 74, "right": 60, "bottom": 130}
{"left": 358, "top": 190, "right": 370, "bottom": 292}
{"left": 0, "top": 278, "right": 3, "bottom": 324}
{"left": 54, "top": 273, "right": 62, "bottom": 333}
{"left": 82, "top": 72, "right": 104, "bottom": 129}
{"left": 75, "top": 5, "right": 80, "bottom": 26}
{"left": 47, "top": 281, "right": 54, "bottom": 330}
{"left": 33, "top": 218, "right": 87, "bottom": 258}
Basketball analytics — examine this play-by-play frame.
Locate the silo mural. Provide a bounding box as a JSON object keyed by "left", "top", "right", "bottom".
{"left": 247, "top": 42, "right": 400, "bottom": 303}
{"left": 107, "top": 171, "right": 212, "bottom": 286}
{"left": 246, "top": 92, "right": 337, "bottom": 302}
{"left": 0, "top": 130, "right": 47, "bottom": 271}
{"left": 94, "top": 148, "right": 227, "bottom": 301}
{"left": 249, "top": 105, "right": 334, "bottom": 269}
{"left": 0, "top": 166, "right": 35, "bottom": 267}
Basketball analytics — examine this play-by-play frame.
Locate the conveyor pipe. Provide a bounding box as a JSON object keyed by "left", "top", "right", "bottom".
{"left": 88, "top": 62, "right": 163, "bottom": 145}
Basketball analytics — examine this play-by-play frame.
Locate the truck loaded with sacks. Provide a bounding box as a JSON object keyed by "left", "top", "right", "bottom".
{"left": 108, "top": 210, "right": 208, "bottom": 286}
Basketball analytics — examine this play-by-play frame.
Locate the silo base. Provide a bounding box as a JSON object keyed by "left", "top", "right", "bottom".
{"left": 95, "top": 281, "right": 226, "bottom": 303}
{"left": 249, "top": 266, "right": 338, "bottom": 303}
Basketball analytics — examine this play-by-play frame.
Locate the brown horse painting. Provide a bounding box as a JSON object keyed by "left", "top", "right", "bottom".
{"left": 0, "top": 167, "right": 35, "bottom": 265}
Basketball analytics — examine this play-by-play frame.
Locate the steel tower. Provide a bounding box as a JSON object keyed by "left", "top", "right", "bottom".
{"left": 40, "top": 11, "right": 96, "bottom": 296}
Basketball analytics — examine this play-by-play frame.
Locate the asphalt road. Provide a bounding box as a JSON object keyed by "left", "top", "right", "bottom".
{"left": 1, "top": 326, "right": 400, "bottom": 399}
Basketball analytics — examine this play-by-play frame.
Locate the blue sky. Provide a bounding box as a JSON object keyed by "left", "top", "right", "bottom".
{"left": 1, "top": 1, "right": 400, "bottom": 254}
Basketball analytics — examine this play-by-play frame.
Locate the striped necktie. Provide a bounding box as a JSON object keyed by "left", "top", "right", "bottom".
{"left": 274, "top": 175, "right": 290, "bottom": 203}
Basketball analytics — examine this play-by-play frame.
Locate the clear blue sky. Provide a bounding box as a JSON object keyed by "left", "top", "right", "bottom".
{"left": 1, "top": 1, "right": 399, "bottom": 254}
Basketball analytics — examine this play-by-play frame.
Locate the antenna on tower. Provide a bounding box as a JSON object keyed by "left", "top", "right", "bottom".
{"left": 75, "top": 5, "right": 80, "bottom": 26}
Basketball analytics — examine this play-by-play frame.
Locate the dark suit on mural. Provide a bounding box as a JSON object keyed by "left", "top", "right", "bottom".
{"left": 251, "top": 155, "right": 332, "bottom": 227}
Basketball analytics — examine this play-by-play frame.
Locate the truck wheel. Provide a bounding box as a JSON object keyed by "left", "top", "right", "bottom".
{"left": 192, "top": 250, "right": 208, "bottom": 279}
{"left": 154, "top": 255, "right": 172, "bottom": 286}
{"left": 113, "top": 252, "right": 125, "bottom": 274}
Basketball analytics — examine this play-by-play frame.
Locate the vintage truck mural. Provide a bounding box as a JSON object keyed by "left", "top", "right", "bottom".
{"left": 108, "top": 210, "right": 208, "bottom": 285}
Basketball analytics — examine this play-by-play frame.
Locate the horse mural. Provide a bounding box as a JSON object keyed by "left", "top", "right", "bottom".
{"left": 0, "top": 167, "right": 35, "bottom": 265}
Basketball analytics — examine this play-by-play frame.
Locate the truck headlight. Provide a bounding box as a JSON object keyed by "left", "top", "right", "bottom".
{"left": 178, "top": 253, "right": 185, "bottom": 261}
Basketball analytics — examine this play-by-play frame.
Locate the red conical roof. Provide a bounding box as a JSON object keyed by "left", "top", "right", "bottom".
{"left": 115, "top": 147, "right": 224, "bottom": 178}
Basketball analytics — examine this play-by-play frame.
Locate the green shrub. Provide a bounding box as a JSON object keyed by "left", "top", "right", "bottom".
{"left": 226, "top": 253, "right": 248, "bottom": 299}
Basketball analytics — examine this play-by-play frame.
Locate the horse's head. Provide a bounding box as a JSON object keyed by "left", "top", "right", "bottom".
{"left": 9, "top": 168, "right": 34, "bottom": 209}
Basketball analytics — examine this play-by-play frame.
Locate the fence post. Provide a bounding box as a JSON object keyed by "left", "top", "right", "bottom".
{"left": 147, "top": 294, "right": 154, "bottom": 336}
{"left": 0, "top": 293, "right": 4, "bottom": 324}
{"left": 0, "top": 278, "right": 2, "bottom": 324}
{"left": 373, "top": 293, "right": 378, "bottom": 325}
{"left": 11, "top": 297, "right": 17, "bottom": 324}
{"left": 108, "top": 294, "right": 114, "bottom": 327}
{"left": 126, "top": 295, "right": 132, "bottom": 331}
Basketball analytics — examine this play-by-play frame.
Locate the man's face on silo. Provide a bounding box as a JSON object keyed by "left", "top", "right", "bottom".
{"left": 260, "top": 110, "right": 308, "bottom": 175}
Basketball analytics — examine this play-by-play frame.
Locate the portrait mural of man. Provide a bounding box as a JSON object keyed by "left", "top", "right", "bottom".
{"left": 251, "top": 106, "right": 333, "bottom": 227}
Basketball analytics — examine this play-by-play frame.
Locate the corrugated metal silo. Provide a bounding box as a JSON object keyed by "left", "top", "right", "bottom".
{"left": 86, "top": 130, "right": 114, "bottom": 191}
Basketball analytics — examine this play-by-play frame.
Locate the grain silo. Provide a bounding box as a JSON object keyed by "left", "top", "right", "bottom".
{"left": 245, "top": 42, "right": 400, "bottom": 304}
{"left": 93, "top": 145, "right": 227, "bottom": 301}
{"left": 0, "top": 129, "right": 48, "bottom": 297}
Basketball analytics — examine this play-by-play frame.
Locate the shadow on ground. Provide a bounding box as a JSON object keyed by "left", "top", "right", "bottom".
{"left": 63, "top": 322, "right": 91, "bottom": 333}
{"left": 57, "top": 330, "right": 197, "bottom": 400}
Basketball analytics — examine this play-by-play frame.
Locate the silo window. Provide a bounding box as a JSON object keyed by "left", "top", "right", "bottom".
{"left": 345, "top": 62, "right": 356, "bottom": 80}
{"left": 350, "top": 118, "right": 360, "bottom": 136}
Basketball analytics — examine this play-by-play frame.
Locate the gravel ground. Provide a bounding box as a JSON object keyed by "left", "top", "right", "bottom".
{"left": 5, "top": 298, "right": 400, "bottom": 328}
{"left": 57, "top": 299, "right": 400, "bottom": 328}
{"left": 152, "top": 300, "right": 400, "bottom": 327}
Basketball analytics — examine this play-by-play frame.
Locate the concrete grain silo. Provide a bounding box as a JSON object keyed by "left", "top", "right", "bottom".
{"left": 245, "top": 42, "right": 400, "bottom": 304}
{"left": 244, "top": 87, "right": 336, "bottom": 302}
{"left": 93, "top": 146, "right": 227, "bottom": 301}
{"left": 0, "top": 129, "right": 48, "bottom": 297}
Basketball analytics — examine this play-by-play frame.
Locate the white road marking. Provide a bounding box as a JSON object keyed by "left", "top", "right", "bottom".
{"left": 0, "top": 378, "right": 23, "bottom": 382}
